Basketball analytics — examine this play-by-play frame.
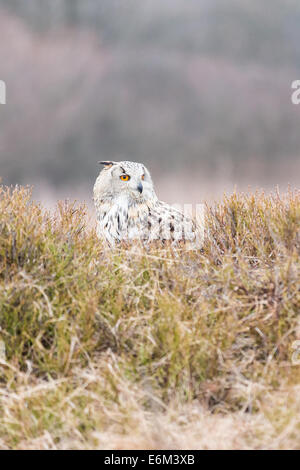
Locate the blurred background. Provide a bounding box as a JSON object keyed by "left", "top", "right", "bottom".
{"left": 0, "top": 0, "right": 300, "bottom": 209}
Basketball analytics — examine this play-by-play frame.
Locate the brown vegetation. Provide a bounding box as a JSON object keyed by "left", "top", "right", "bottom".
{"left": 0, "top": 185, "right": 299, "bottom": 449}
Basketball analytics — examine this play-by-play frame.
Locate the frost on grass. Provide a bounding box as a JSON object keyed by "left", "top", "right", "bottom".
{"left": 0, "top": 185, "right": 299, "bottom": 449}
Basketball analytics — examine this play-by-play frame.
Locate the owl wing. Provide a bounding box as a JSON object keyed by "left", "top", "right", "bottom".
{"left": 148, "top": 201, "right": 201, "bottom": 245}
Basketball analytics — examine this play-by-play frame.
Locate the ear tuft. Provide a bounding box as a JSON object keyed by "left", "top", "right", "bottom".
{"left": 98, "top": 161, "right": 115, "bottom": 169}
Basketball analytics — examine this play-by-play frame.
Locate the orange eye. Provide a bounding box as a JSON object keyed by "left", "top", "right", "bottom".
{"left": 141, "top": 174, "right": 145, "bottom": 181}
{"left": 120, "top": 174, "right": 130, "bottom": 181}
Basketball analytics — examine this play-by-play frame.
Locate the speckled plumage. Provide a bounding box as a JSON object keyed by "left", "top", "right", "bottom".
{"left": 93, "top": 161, "right": 199, "bottom": 246}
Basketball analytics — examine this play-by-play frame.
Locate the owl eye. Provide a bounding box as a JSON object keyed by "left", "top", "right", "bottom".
{"left": 141, "top": 174, "right": 145, "bottom": 181}
{"left": 120, "top": 174, "right": 130, "bottom": 181}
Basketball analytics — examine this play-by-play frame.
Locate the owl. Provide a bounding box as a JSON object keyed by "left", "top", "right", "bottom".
{"left": 93, "top": 161, "right": 200, "bottom": 247}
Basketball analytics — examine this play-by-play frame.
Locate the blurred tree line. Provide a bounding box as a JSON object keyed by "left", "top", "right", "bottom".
{"left": 0, "top": 0, "right": 299, "bottom": 190}
{"left": 2, "top": 0, "right": 300, "bottom": 67}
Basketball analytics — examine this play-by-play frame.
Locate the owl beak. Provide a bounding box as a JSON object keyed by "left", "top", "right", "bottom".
{"left": 137, "top": 182, "right": 143, "bottom": 194}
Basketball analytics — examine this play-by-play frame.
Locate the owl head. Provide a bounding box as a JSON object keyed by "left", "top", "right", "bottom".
{"left": 95, "top": 160, "right": 157, "bottom": 202}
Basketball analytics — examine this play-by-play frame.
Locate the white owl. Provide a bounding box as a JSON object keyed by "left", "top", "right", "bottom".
{"left": 93, "top": 161, "right": 200, "bottom": 247}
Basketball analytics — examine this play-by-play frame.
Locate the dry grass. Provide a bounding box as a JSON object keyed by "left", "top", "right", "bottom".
{"left": 0, "top": 185, "right": 299, "bottom": 449}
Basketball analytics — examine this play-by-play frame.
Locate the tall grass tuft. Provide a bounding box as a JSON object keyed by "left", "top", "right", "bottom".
{"left": 0, "top": 185, "right": 299, "bottom": 449}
